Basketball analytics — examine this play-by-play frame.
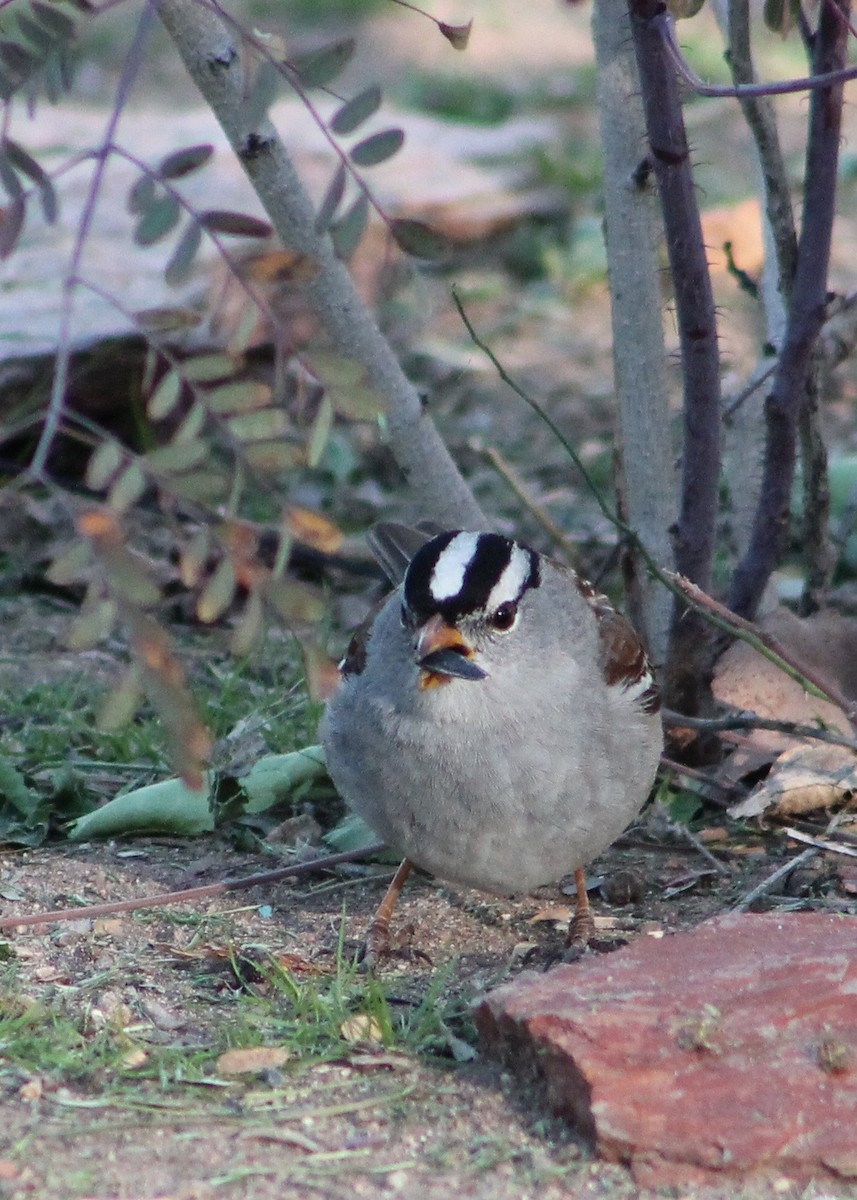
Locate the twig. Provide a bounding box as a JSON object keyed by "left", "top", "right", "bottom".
{"left": 662, "top": 707, "right": 857, "bottom": 751}
{"left": 727, "top": 0, "right": 850, "bottom": 621}
{"left": 783, "top": 826, "right": 857, "bottom": 860}
{"left": 667, "top": 572, "right": 857, "bottom": 725}
{"left": 0, "top": 843, "right": 385, "bottom": 932}
{"left": 656, "top": 10, "right": 857, "bottom": 99}
{"left": 722, "top": 361, "right": 778, "bottom": 422}
{"left": 672, "top": 822, "right": 732, "bottom": 875}
{"left": 452, "top": 290, "right": 625, "bottom": 532}
{"left": 481, "top": 445, "right": 580, "bottom": 564}
{"left": 659, "top": 755, "right": 732, "bottom": 796}
{"left": 731, "top": 847, "right": 818, "bottom": 911}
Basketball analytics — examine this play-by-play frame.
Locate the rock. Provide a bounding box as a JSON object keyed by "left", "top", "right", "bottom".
{"left": 475, "top": 912, "right": 857, "bottom": 1189}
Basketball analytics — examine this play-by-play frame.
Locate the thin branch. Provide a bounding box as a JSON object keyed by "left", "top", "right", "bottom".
{"left": 482, "top": 445, "right": 580, "bottom": 564}
{"left": 727, "top": 0, "right": 851, "bottom": 619}
{"left": 28, "top": 2, "right": 156, "bottom": 479}
{"left": 784, "top": 825, "right": 857, "bottom": 859}
{"left": 452, "top": 289, "right": 628, "bottom": 533}
{"left": 668, "top": 572, "right": 857, "bottom": 724}
{"left": 657, "top": 10, "right": 857, "bottom": 98}
{"left": 0, "top": 843, "right": 385, "bottom": 931}
{"left": 662, "top": 707, "right": 857, "bottom": 752}
{"left": 732, "top": 847, "right": 818, "bottom": 911}
{"left": 725, "top": 0, "right": 797, "bottom": 309}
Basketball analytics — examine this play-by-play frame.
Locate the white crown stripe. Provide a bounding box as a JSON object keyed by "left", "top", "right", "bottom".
{"left": 429, "top": 531, "right": 480, "bottom": 602}
{"left": 485, "top": 543, "right": 532, "bottom": 612}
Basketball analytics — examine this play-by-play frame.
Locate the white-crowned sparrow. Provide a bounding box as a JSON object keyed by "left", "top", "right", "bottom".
{"left": 321, "top": 524, "right": 662, "bottom": 956}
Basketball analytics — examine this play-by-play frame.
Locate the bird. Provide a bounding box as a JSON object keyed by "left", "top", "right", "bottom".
{"left": 320, "top": 523, "right": 663, "bottom": 963}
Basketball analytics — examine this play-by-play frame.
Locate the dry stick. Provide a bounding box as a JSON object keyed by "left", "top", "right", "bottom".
{"left": 784, "top": 826, "right": 857, "bottom": 861}
{"left": 727, "top": 0, "right": 850, "bottom": 621}
{"left": 482, "top": 445, "right": 580, "bottom": 564}
{"left": 0, "top": 844, "right": 385, "bottom": 932}
{"left": 732, "top": 847, "right": 819, "bottom": 912}
{"left": 662, "top": 708, "right": 857, "bottom": 753}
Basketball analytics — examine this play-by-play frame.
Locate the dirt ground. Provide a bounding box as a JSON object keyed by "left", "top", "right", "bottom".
{"left": 5, "top": 1, "right": 857, "bottom": 1198}
{"left": 4, "top": 781, "right": 852, "bottom": 1200}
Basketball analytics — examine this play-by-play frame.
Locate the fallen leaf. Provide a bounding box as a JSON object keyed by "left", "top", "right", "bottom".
{"left": 217, "top": 1046, "right": 290, "bottom": 1075}
{"left": 730, "top": 743, "right": 857, "bottom": 819}
{"left": 340, "top": 1015, "right": 384, "bottom": 1045}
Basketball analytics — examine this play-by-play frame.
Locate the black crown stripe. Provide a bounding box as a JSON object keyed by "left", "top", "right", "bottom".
{"left": 404, "top": 532, "right": 540, "bottom": 624}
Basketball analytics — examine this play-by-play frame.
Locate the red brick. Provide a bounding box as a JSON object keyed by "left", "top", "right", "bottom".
{"left": 476, "top": 912, "right": 857, "bottom": 1188}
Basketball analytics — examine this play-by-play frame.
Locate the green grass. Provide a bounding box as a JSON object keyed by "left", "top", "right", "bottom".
{"left": 0, "top": 927, "right": 474, "bottom": 1106}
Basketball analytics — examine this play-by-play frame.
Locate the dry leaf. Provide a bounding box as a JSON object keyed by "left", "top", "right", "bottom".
{"left": 527, "top": 906, "right": 572, "bottom": 927}
{"left": 715, "top": 608, "right": 857, "bottom": 752}
{"left": 340, "top": 1015, "right": 384, "bottom": 1044}
{"left": 217, "top": 1046, "right": 290, "bottom": 1075}
{"left": 730, "top": 743, "right": 857, "bottom": 819}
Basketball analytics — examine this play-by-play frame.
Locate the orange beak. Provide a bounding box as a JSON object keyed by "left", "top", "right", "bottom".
{"left": 415, "top": 614, "right": 487, "bottom": 689}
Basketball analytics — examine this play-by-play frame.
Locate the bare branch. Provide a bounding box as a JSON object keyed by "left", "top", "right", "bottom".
{"left": 728, "top": 0, "right": 851, "bottom": 619}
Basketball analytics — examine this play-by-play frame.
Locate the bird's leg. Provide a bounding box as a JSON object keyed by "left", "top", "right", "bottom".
{"left": 565, "top": 866, "right": 595, "bottom": 952}
{"left": 360, "top": 858, "right": 413, "bottom": 968}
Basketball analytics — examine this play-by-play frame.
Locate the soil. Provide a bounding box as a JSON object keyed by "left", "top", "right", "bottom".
{"left": 4, "top": 1, "right": 857, "bottom": 1198}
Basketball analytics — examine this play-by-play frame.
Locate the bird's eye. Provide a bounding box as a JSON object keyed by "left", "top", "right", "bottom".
{"left": 489, "top": 601, "right": 518, "bottom": 632}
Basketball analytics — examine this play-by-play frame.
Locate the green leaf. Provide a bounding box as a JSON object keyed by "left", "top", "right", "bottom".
{"left": 46, "top": 539, "right": 90, "bottom": 585}
{"left": 164, "top": 218, "right": 202, "bottom": 287}
{"left": 230, "top": 590, "right": 264, "bottom": 657}
{"left": 97, "top": 666, "right": 143, "bottom": 731}
{"left": 85, "top": 438, "right": 124, "bottom": 489}
{"left": 237, "top": 59, "right": 279, "bottom": 130}
{"left": 0, "top": 757, "right": 47, "bottom": 847}
{"left": 134, "top": 193, "right": 181, "bottom": 246}
{"left": 107, "top": 461, "right": 147, "bottom": 514}
{"left": 204, "top": 380, "right": 271, "bottom": 414}
{"left": 0, "top": 150, "right": 24, "bottom": 200}
{"left": 172, "top": 401, "right": 206, "bottom": 444}
{"left": 135, "top": 306, "right": 202, "bottom": 333}
{"left": 127, "top": 173, "right": 157, "bottom": 216}
{"left": 330, "top": 192, "right": 369, "bottom": 260}
{"left": 314, "top": 161, "right": 347, "bottom": 235}
{"left": 31, "top": 2, "right": 76, "bottom": 39}
{"left": 291, "top": 39, "right": 355, "bottom": 88}
{"left": 157, "top": 143, "right": 214, "bottom": 180}
{"left": 389, "top": 217, "right": 448, "bottom": 260}
{"left": 199, "top": 209, "right": 272, "bottom": 238}
{"left": 183, "top": 353, "right": 236, "bottom": 383}
{"left": 67, "top": 596, "right": 117, "bottom": 650}
{"left": 331, "top": 84, "right": 382, "bottom": 135}
{"left": 147, "top": 368, "right": 183, "bottom": 420}
{"left": 66, "top": 748, "right": 328, "bottom": 841}
{"left": 0, "top": 40, "right": 37, "bottom": 82}
{"left": 306, "top": 394, "right": 333, "bottom": 469}
{"left": 349, "top": 128, "right": 404, "bottom": 167}
{"left": 197, "top": 556, "right": 236, "bottom": 624}
{"left": 145, "top": 439, "right": 207, "bottom": 473}
{"left": 16, "top": 15, "right": 56, "bottom": 55}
